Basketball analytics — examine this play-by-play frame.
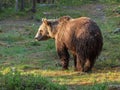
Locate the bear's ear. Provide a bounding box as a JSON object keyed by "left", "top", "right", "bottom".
{"left": 42, "top": 18, "right": 47, "bottom": 24}
{"left": 42, "top": 18, "right": 51, "bottom": 25}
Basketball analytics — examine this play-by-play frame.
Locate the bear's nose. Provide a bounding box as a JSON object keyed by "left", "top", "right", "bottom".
{"left": 34, "top": 37, "right": 38, "bottom": 40}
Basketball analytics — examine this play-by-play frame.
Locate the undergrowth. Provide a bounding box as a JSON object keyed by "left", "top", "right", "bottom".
{"left": 0, "top": 69, "right": 67, "bottom": 90}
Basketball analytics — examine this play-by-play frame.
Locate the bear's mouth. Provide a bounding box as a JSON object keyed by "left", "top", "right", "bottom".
{"left": 35, "top": 36, "right": 50, "bottom": 41}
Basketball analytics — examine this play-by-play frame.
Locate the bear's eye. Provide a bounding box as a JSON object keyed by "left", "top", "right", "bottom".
{"left": 40, "top": 30, "right": 43, "bottom": 33}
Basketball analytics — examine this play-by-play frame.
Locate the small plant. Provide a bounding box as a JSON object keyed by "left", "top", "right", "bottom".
{"left": 79, "top": 83, "right": 108, "bottom": 90}
{"left": 113, "top": 6, "right": 120, "bottom": 14}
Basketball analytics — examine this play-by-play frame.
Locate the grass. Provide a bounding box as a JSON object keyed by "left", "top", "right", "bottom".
{"left": 0, "top": 0, "right": 120, "bottom": 20}
{"left": 0, "top": 1, "right": 120, "bottom": 90}
{"left": 0, "top": 69, "right": 66, "bottom": 90}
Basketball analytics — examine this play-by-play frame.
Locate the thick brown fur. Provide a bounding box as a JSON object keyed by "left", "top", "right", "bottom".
{"left": 35, "top": 16, "right": 103, "bottom": 72}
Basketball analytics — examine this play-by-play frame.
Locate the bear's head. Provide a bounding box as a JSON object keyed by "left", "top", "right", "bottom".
{"left": 35, "top": 18, "right": 58, "bottom": 41}
{"left": 35, "top": 16, "right": 71, "bottom": 41}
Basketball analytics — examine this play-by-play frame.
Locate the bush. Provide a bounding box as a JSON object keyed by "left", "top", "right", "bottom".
{"left": 0, "top": 0, "right": 15, "bottom": 9}
{"left": 0, "top": 69, "right": 67, "bottom": 90}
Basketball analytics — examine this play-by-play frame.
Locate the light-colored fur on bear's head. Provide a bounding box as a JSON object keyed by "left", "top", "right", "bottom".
{"left": 35, "top": 16, "right": 72, "bottom": 41}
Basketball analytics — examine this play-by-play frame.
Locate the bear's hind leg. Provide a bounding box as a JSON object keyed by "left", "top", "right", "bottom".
{"left": 76, "top": 54, "right": 85, "bottom": 72}
{"left": 73, "top": 54, "right": 77, "bottom": 71}
{"left": 84, "top": 59, "right": 95, "bottom": 72}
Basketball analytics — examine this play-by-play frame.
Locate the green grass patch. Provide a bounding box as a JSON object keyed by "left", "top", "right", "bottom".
{"left": 77, "top": 83, "right": 108, "bottom": 90}
{"left": 0, "top": 69, "right": 67, "bottom": 90}
{"left": 0, "top": 7, "right": 15, "bottom": 20}
{"left": 0, "top": 32, "right": 25, "bottom": 42}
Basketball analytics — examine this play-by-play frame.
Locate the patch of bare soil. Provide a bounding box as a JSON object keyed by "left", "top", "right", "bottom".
{"left": 0, "top": 4, "right": 108, "bottom": 27}
{"left": 80, "top": 4, "right": 106, "bottom": 20}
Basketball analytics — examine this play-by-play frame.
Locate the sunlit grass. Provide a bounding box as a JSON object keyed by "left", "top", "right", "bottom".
{"left": 1, "top": 67, "right": 120, "bottom": 90}
{"left": 20, "top": 69, "right": 120, "bottom": 85}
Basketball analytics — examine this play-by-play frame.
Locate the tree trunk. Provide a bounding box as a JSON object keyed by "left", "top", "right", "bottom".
{"left": 0, "top": 4, "right": 1, "bottom": 11}
{"left": 52, "top": 0, "right": 54, "bottom": 3}
{"left": 15, "top": 0, "right": 19, "bottom": 12}
{"left": 32, "top": 0, "right": 36, "bottom": 13}
{"left": 20, "top": 0, "right": 24, "bottom": 11}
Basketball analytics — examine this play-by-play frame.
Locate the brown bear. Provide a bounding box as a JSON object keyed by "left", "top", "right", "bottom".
{"left": 35, "top": 16, "right": 103, "bottom": 72}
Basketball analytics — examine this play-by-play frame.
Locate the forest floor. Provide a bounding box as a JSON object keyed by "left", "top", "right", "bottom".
{"left": 0, "top": 3, "right": 120, "bottom": 90}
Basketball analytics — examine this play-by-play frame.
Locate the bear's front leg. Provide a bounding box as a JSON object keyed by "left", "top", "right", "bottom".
{"left": 61, "top": 56, "right": 69, "bottom": 70}
{"left": 57, "top": 47, "right": 70, "bottom": 70}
